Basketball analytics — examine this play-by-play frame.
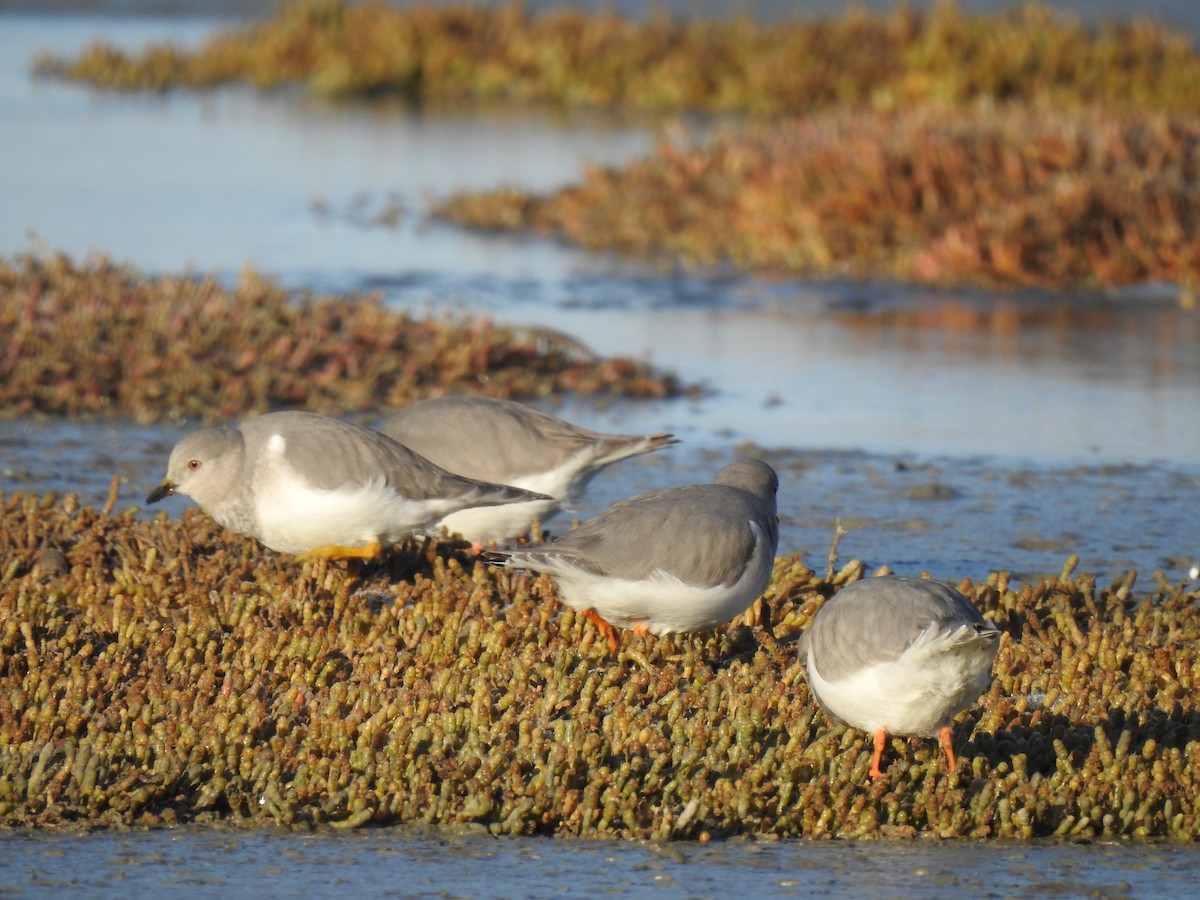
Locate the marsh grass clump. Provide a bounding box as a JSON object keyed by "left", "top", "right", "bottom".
{"left": 436, "top": 106, "right": 1200, "bottom": 289}
{"left": 32, "top": 1, "right": 1200, "bottom": 116}
{"left": 0, "top": 253, "right": 685, "bottom": 423}
{"left": 1, "top": 491, "right": 1198, "bottom": 838}
{"left": 33, "top": 3, "right": 1200, "bottom": 292}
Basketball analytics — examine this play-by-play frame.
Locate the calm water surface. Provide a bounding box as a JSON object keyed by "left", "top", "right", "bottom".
{"left": 2, "top": 14, "right": 1197, "bottom": 580}
{"left": 1, "top": 5, "right": 1199, "bottom": 893}
{"left": 1, "top": 827, "right": 1198, "bottom": 898}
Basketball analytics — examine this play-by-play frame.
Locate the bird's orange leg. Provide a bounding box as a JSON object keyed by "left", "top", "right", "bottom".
{"left": 582, "top": 608, "right": 620, "bottom": 653}
{"left": 869, "top": 729, "right": 888, "bottom": 780}
{"left": 938, "top": 724, "right": 958, "bottom": 772}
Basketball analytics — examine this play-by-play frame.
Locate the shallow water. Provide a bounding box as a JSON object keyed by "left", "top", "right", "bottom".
{"left": 1, "top": 827, "right": 1197, "bottom": 899}
{"left": 3, "top": 0, "right": 1200, "bottom": 31}
{"left": 1, "top": 4, "right": 1200, "bottom": 890}
{"left": 2, "top": 13, "right": 1198, "bottom": 582}
{"left": 4, "top": 415, "right": 1198, "bottom": 583}
{"left": 4, "top": 16, "right": 1199, "bottom": 463}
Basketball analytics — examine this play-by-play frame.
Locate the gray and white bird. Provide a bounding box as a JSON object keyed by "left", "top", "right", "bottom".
{"left": 378, "top": 396, "right": 678, "bottom": 546}
{"left": 798, "top": 575, "right": 1002, "bottom": 779}
{"left": 146, "top": 410, "right": 548, "bottom": 560}
{"left": 487, "top": 458, "right": 779, "bottom": 652}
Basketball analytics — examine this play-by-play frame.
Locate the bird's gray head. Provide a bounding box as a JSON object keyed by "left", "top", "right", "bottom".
{"left": 146, "top": 426, "right": 244, "bottom": 506}
{"left": 714, "top": 458, "right": 779, "bottom": 500}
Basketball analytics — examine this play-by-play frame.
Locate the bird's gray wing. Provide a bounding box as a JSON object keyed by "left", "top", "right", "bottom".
{"left": 537, "top": 483, "right": 775, "bottom": 586}
{"left": 380, "top": 397, "right": 676, "bottom": 484}
{"left": 803, "top": 576, "right": 988, "bottom": 682}
{"left": 247, "top": 411, "right": 540, "bottom": 504}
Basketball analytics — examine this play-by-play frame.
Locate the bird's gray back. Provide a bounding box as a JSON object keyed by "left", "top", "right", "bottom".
{"left": 801, "top": 576, "right": 992, "bottom": 683}
{"left": 381, "top": 397, "right": 671, "bottom": 483}
{"left": 538, "top": 481, "right": 778, "bottom": 586}
{"left": 242, "top": 411, "right": 527, "bottom": 503}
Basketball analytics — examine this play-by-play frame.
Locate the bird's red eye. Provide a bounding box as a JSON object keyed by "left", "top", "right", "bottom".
{"left": 187, "top": 459, "right": 202, "bottom": 470}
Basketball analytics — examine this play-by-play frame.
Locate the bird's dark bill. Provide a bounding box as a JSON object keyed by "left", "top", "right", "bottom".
{"left": 145, "top": 482, "right": 176, "bottom": 504}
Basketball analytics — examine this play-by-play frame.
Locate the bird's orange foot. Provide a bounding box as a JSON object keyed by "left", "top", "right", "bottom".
{"left": 582, "top": 608, "right": 620, "bottom": 654}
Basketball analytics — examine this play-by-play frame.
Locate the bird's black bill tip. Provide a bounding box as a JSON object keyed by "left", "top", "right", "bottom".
{"left": 145, "top": 482, "right": 175, "bottom": 504}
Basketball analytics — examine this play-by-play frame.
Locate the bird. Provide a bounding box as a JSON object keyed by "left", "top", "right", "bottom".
{"left": 797, "top": 575, "right": 1002, "bottom": 780}
{"left": 145, "top": 410, "right": 549, "bottom": 560}
{"left": 487, "top": 458, "right": 779, "bottom": 652}
{"left": 377, "top": 396, "right": 678, "bottom": 547}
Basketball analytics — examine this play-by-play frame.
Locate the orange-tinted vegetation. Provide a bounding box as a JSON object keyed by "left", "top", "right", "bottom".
{"left": 0, "top": 254, "right": 686, "bottom": 423}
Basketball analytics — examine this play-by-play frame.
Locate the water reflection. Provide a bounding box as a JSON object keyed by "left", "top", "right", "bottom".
{"left": 826, "top": 292, "right": 1200, "bottom": 389}
{"left": 499, "top": 289, "right": 1197, "bottom": 464}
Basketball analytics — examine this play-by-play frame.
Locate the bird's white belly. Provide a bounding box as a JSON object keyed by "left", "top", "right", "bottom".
{"left": 436, "top": 496, "right": 562, "bottom": 545}
{"left": 253, "top": 470, "right": 424, "bottom": 554}
{"left": 806, "top": 629, "right": 996, "bottom": 737}
{"left": 507, "top": 458, "right": 585, "bottom": 502}
{"left": 551, "top": 531, "right": 773, "bottom": 634}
